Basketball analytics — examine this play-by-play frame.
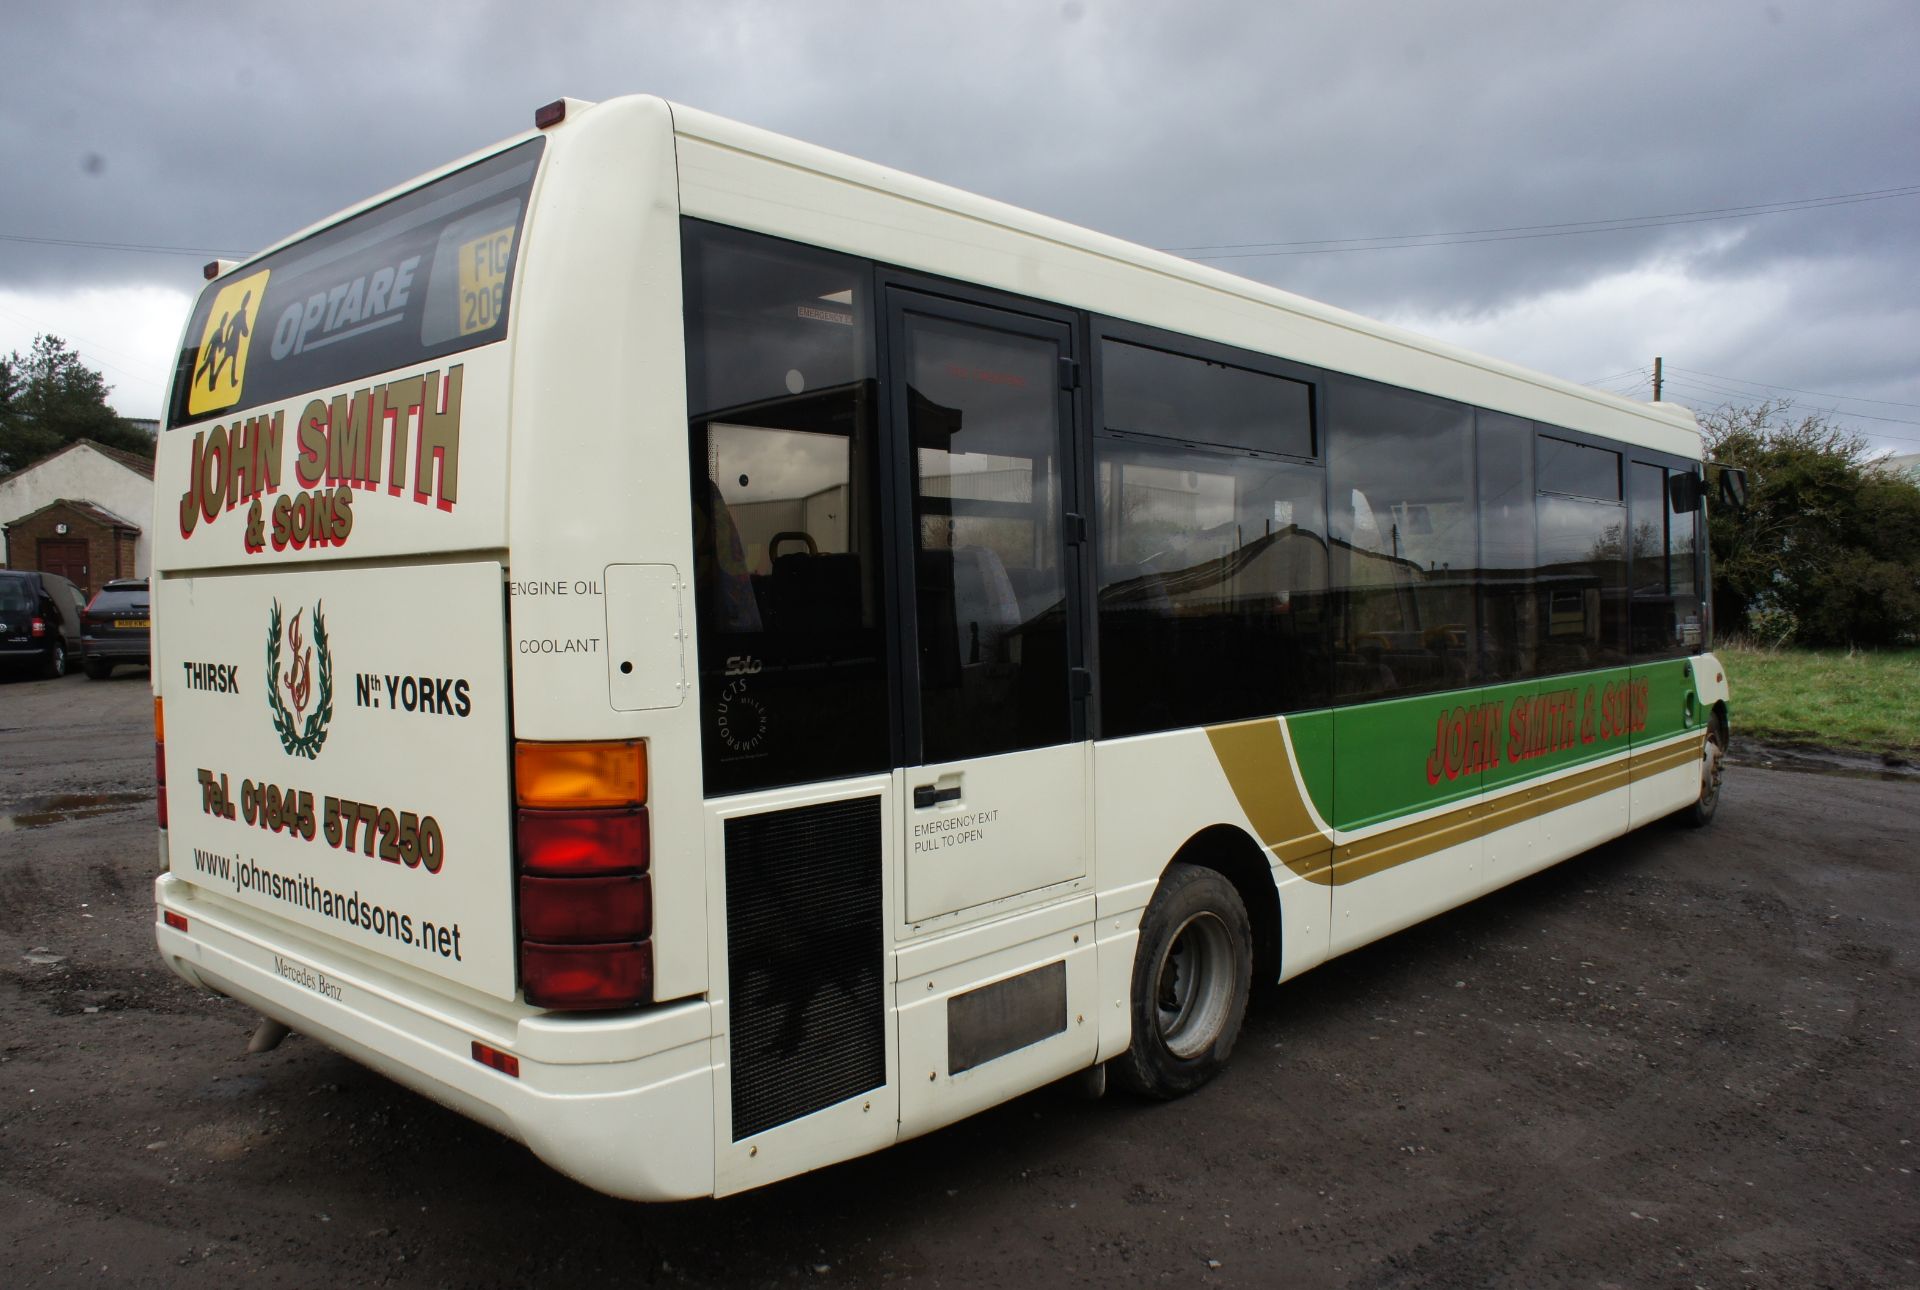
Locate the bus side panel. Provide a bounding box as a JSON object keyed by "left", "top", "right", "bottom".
{"left": 1630, "top": 655, "right": 1711, "bottom": 826}
{"left": 1093, "top": 725, "right": 1332, "bottom": 1062}
{"left": 503, "top": 96, "right": 712, "bottom": 1004}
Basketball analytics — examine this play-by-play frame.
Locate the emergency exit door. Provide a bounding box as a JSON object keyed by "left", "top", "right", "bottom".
{"left": 885, "top": 288, "right": 1089, "bottom": 923}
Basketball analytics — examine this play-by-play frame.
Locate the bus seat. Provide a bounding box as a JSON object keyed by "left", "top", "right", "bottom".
{"left": 765, "top": 550, "right": 861, "bottom": 634}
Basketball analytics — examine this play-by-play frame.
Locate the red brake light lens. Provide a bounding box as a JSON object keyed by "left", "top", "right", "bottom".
{"left": 520, "top": 942, "right": 651, "bottom": 1010}
{"left": 31, "top": 616, "right": 47, "bottom": 638}
{"left": 163, "top": 910, "right": 188, "bottom": 933}
{"left": 516, "top": 808, "right": 648, "bottom": 875}
{"left": 155, "top": 698, "right": 168, "bottom": 829}
{"left": 519, "top": 874, "right": 651, "bottom": 942}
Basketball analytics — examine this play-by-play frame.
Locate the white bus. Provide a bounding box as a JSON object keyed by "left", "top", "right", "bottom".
{"left": 152, "top": 95, "right": 1732, "bottom": 1200}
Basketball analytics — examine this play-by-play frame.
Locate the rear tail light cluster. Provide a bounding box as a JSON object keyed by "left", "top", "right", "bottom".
{"left": 31, "top": 615, "right": 47, "bottom": 638}
{"left": 154, "top": 698, "right": 168, "bottom": 830}
{"left": 513, "top": 740, "right": 652, "bottom": 1010}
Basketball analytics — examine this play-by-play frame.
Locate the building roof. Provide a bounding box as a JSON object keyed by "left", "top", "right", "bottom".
{"left": 2, "top": 496, "right": 143, "bottom": 534}
{"left": 0, "top": 437, "right": 156, "bottom": 484}
{"left": 78, "top": 439, "right": 157, "bottom": 479}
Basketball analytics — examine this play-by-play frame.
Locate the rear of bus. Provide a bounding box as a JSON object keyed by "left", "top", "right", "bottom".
{"left": 152, "top": 98, "right": 717, "bottom": 1200}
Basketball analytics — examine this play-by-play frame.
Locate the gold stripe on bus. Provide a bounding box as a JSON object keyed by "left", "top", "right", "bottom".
{"left": 1626, "top": 733, "right": 1706, "bottom": 784}
{"left": 1205, "top": 725, "right": 1707, "bottom": 889}
{"left": 1334, "top": 734, "right": 1705, "bottom": 885}
{"left": 1204, "top": 718, "right": 1335, "bottom": 884}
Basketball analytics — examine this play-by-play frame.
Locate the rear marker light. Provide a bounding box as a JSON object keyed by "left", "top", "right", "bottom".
{"left": 163, "top": 910, "right": 188, "bottom": 933}
{"left": 471, "top": 1041, "right": 520, "bottom": 1078}
{"left": 534, "top": 99, "right": 567, "bottom": 130}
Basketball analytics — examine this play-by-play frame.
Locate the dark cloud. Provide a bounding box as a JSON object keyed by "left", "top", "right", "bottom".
{"left": 1, "top": 0, "right": 1914, "bottom": 446}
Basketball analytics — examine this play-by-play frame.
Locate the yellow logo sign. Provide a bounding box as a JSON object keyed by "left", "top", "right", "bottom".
{"left": 187, "top": 269, "right": 269, "bottom": 417}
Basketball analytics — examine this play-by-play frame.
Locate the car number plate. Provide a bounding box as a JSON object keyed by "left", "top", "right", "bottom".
{"left": 115, "top": 618, "right": 150, "bottom": 628}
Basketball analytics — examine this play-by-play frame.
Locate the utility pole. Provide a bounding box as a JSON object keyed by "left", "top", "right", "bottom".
{"left": 1653, "top": 355, "right": 1663, "bottom": 401}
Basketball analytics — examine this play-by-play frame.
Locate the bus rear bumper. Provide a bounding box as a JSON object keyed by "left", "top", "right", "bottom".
{"left": 153, "top": 873, "right": 717, "bottom": 1201}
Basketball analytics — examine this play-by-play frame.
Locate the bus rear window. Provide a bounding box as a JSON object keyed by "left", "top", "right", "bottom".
{"left": 167, "top": 138, "right": 543, "bottom": 429}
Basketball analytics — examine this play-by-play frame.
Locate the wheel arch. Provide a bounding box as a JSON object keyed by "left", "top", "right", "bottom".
{"left": 1167, "top": 823, "right": 1281, "bottom": 989}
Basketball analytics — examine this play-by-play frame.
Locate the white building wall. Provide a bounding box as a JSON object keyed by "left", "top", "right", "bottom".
{"left": 0, "top": 444, "right": 156, "bottom": 576}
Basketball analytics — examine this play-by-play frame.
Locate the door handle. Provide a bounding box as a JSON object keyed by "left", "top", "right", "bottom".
{"left": 913, "top": 783, "right": 962, "bottom": 809}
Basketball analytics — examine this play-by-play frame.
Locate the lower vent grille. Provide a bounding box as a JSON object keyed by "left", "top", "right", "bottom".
{"left": 725, "top": 796, "right": 885, "bottom": 1140}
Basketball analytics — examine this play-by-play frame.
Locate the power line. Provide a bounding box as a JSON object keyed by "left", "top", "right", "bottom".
{"left": 1656, "top": 372, "right": 1920, "bottom": 426}
{"left": 1665, "top": 364, "right": 1920, "bottom": 411}
{"left": 1580, "top": 366, "right": 1650, "bottom": 388}
{"left": 0, "top": 302, "right": 169, "bottom": 397}
{"left": 1591, "top": 374, "right": 1652, "bottom": 397}
{"left": 1656, "top": 378, "right": 1920, "bottom": 442}
{"left": 1164, "top": 184, "right": 1920, "bottom": 259}
{"left": 0, "top": 231, "right": 244, "bottom": 259}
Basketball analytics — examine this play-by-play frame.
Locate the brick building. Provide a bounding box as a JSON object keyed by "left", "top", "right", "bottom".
{"left": 0, "top": 439, "right": 155, "bottom": 598}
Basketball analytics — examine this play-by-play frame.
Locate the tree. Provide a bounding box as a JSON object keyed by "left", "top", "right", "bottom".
{"left": 0, "top": 334, "right": 154, "bottom": 474}
{"left": 1703, "top": 402, "right": 1920, "bottom": 646}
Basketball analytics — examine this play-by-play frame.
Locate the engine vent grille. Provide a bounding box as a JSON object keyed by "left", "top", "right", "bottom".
{"left": 725, "top": 795, "right": 885, "bottom": 1140}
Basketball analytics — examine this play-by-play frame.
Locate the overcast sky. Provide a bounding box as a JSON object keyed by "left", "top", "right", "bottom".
{"left": 2, "top": 0, "right": 1915, "bottom": 456}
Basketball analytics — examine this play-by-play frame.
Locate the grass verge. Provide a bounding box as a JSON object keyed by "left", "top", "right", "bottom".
{"left": 1717, "top": 641, "right": 1920, "bottom": 757}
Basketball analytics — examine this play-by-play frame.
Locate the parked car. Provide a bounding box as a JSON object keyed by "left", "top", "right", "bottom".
{"left": 0, "top": 569, "right": 84, "bottom": 679}
{"left": 81, "top": 578, "right": 151, "bottom": 679}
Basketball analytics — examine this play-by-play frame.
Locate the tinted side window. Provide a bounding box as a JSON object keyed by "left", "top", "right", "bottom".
{"left": 1674, "top": 477, "right": 1702, "bottom": 650}
{"left": 1629, "top": 461, "right": 1704, "bottom": 658}
{"left": 905, "top": 313, "right": 1071, "bottom": 762}
{"left": 1538, "top": 435, "right": 1622, "bottom": 500}
{"left": 1096, "top": 439, "right": 1328, "bottom": 734}
{"left": 1101, "top": 339, "right": 1314, "bottom": 458}
{"left": 1477, "top": 411, "right": 1536, "bottom": 682}
{"left": 1536, "top": 502, "right": 1627, "bottom": 673}
{"left": 684, "top": 223, "right": 887, "bottom": 796}
{"left": 1327, "top": 378, "right": 1477, "bottom": 701}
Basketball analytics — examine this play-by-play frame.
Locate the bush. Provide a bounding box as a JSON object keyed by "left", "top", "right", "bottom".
{"left": 1704, "top": 403, "right": 1920, "bottom": 647}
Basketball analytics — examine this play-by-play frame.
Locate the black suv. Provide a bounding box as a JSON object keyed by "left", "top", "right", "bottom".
{"left": 81, "top": 578, "right": 152, "bottom": 679}
{"left": 0, "top": 569, "right": 84, "bottom": 679}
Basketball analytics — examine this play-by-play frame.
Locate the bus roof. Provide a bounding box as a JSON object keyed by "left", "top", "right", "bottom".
{"left": 201, "top": 94, "right": 1701, "bottom": 459}
{"left": 663, "top": 97, "right": 1701, "bottom": 456}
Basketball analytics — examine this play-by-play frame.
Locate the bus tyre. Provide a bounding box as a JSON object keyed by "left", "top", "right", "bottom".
{"left": 1115, "top": 863, "right": 1252, "bottom": 1100}
{"left": 1686, "top": 719, "right": 1726, "bottom": 828}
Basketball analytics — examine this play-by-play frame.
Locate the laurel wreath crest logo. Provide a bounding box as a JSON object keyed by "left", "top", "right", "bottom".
{"left": 266, "top": 598, "right": 334, "bottom": 759}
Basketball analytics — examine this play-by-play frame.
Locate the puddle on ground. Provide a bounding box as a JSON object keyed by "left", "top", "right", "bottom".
{"left": 1730, "top": 744, "right": 1919, "bottom": 785}
{"left": 0, "top": 790, "right": 154, "bottom": 833}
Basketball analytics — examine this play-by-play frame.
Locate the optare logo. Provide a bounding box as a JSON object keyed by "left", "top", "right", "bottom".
{"left": 266, "top": 598, "right": 334, "bottom": 759}
{"left": 188, "top": 269, "right": 270, "bottom": 418}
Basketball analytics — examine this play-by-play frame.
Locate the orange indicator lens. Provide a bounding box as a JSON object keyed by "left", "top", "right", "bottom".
{"left": 514, "top": 740, "right": 646, "bottom": 809}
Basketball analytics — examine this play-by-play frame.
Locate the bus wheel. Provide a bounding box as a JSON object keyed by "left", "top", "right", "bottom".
{"left": 1686, "top": 719, "right": 1726, "bottom": 828}
{"left": 1115, "top": 863, "right": 1251, "bottom": 1100}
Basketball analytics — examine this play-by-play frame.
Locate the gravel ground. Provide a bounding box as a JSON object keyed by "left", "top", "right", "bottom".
{"left": 2, "top": 667, "right": 1916, "bottom": 1288}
